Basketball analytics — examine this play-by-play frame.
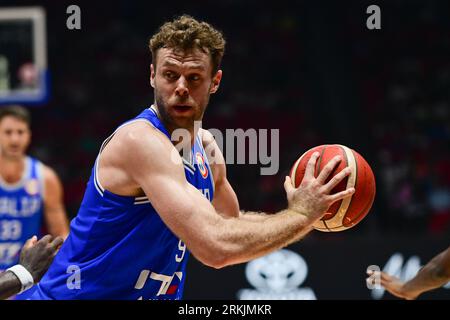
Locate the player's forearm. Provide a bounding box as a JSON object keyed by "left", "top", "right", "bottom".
{"left": 0, "top": 271, "right": 22, "bottom": 300}
{"left": 212, "top": 209, "right": 315, "bottom": 267}
{"left": 238, "top": 211, "right": 272, "bottom": 222}
{"left": 401, "top": 251, "right": 450, "bottom": 298}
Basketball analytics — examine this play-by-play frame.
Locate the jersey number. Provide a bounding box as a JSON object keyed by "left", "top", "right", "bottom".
{"left": 0, "top": 220, "right": 22, "bottom": 240}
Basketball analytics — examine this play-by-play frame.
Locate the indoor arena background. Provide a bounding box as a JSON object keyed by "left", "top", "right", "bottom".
{"left": 1, "top": 0, "right": 449, "bottom": 299}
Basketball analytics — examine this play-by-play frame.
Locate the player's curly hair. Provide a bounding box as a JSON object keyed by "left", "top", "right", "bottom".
{"left": 149, "top": 15, "right": 226, "bottom": 74}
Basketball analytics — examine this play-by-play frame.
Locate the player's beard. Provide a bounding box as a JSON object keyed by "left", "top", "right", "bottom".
{"left": 154, "top": 91, "right": 209, "bottom": 133}
{"left": 0, "top": 144, "right": 27, "bottom": 161}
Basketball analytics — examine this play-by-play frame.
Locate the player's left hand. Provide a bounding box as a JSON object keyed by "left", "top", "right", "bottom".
{"left": 284, "top": 152, "right": 354, "bottom": 222}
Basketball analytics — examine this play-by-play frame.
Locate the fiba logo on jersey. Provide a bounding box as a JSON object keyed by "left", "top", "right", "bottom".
{"left": 24, "top": 179, "right": 39, "bottom": 196}
{"left": 195, "top": 152, "right": 208, "bottom": 179}
{"left": 237, "top": 249, "right": 316, "bottom": 300}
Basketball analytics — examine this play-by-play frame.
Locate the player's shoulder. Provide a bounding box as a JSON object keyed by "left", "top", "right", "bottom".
{"left": 114, "top": 120, "right": 170, "bottom": 150}
{"left": 25, "top": 156, "right": 60, "bottom": 186}
{"left": 105, "top": 120, "right": 177, "bottom": 171}
{"left": 28, "top": 156, "right": 53, "bottom": 177}
{"left": 40, "top": 163, "right": 62, "bottom": 186}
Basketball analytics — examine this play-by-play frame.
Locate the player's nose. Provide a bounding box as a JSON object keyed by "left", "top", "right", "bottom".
{"left": 10, "top": 133, "right": 21, "bottom": 143}
{"left": 175, "top": 76, "right": 189, "bottom": 97}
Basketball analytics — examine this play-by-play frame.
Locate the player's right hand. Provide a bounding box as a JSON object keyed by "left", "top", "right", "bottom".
{"left": 19, "top": 235, "right": 64, "bottom": 283}
{"left": 284, "top": 151, "right": 355, "bottom": 222}
{"left": 368, "top": 271, "right": 419, "bottom": 300}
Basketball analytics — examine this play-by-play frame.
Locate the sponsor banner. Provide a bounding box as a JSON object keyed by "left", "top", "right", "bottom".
{"left": 184, "top": 235, "right": 450, "bottom": 300}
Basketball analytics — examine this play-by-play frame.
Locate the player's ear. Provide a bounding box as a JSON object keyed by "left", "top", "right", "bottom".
{"left": 150, "top": 64, "right": 156, "bottom": 88}
{"left": 210, "top": 70, "right": 222, "bottom": 94}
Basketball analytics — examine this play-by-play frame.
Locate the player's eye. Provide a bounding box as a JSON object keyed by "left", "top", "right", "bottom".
{"left": 164, "top": 71, "right": 178, "bottom": 80}
{"left": 188, "top": 74, "right": 201, "bottom": 81}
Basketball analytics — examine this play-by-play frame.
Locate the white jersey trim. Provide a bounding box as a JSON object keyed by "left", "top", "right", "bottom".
{"left": 182, "top": 159, "right": 195, "bottom": 175}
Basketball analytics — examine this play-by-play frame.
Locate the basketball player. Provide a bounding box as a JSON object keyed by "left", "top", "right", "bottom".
{"left": 368, "top": 246, "right": 450, "bottom": 299}
{"left": 21, "top": 15, "right": 355, "bottom": 300}
{"left": 0, "top": 105, "right": 69, "bottom": 273}
{"left": 0, "top": 234, "right": 63, "bottom": 299}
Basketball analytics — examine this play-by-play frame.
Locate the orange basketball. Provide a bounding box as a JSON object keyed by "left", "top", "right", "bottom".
{"left": 289, "top": 144, "right": 376, "bottom": 232}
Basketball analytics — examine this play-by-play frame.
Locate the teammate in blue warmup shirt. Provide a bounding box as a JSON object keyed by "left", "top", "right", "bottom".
{"left": 21, "top": 15, "right": 355, "bottom": 300}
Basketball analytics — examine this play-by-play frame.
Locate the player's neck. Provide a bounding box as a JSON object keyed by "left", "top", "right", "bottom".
{"left": 166, "top": 125, "right": 198, "bottom": 147}
{"left": 153, "top": 105, "right": 199, "bottom": 147}
{"left": 0, "top": 155, "right": 26, "bottom": 184}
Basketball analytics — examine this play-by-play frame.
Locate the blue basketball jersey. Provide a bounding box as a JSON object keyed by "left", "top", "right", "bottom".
{"left": 0, "top": 157, "right": 44, "bottom": 271}
{"left": 23, "top": 106, "right": 214, "bottom": 300}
